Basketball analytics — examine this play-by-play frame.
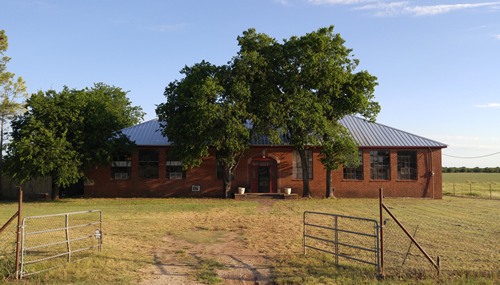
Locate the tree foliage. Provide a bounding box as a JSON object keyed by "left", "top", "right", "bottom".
{"left": 0, "top": 30, "right": 28, "bottom": 196}
{"left": 234, "top": 26, "right": 380, "bottom": 197}
{"left": 156, "top": 61, "right": 251, "bottom": 198}
{"left": 5, "top": 83, "right": 144, "bottom": 198}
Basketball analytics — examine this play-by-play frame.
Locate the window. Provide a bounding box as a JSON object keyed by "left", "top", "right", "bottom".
{"left": 111, "top": 158, "right": 131, "bottom": 180}
{"left": 370, "top": 150, "right": 390, "bottom": 180}
{"left": 139, "top": 150, "right": 159, "bottom": 179}
{"left": 166, "top": 160, "right": 186, "bottom": 180}
{"left": 343, "top": 151, "right": 364, "bottom": 180}
{"left": 293, "top": 149, "right": 313, "bottom": 180}
{"left": 397, "top": 151, "right": 417, "bottom": 180}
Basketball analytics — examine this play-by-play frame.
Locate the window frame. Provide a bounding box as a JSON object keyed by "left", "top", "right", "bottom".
{"left": 138, "top": 150, "right": 159, "bottom": 179}
{"left": 111, "top": 158, "right": 132, "bottom": 180}
{"left": 397, "top": 151, "right": 418, "bottom": 180}
{"left": 166, "top": 160, "right": 186, "bottom": 180}
{"left": 370, "top": 150, "right": 391, "bottom": 180}
{"left": 343, "top": 151, "right": 364, "bottom": 180}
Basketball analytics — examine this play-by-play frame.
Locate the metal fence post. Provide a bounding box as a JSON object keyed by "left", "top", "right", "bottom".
{"left": 15, "top": 186, "right": 23, "bottom": 280}
{"left": 334, "top": 215, "right": 339, "bottom": 266}
{"left": 379, "top": 188, "right": 384, "bottom": 278}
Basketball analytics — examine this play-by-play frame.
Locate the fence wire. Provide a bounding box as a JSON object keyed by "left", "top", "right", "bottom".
{"left": 382, "top": 203, "right": 499, "bottom": 278}
{"left": 0, "top": 217, "right": 17, "bottom": 279}
{"left": 383, "top": 216, "right": 438, "bottom": 277}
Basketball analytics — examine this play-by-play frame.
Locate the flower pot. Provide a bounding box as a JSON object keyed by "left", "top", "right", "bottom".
{"left": 238, "top": 187, "right": 245, "bottom": 194}
{"left": 284, "top": 188, "right": 292, "bottom": 195}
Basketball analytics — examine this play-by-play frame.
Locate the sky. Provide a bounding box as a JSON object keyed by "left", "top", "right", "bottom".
{"left": 1, "top": 0, "right": 499, "bottom": 167}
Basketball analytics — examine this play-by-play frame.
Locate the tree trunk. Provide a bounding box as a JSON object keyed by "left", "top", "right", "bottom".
{"left": 222, "top": 166, "right": 232, "bottom": 198}
{"left": 298, "top": 148, "right": 311, "bottom": 198}
{"left": 325, "top": 169, "right": 335, "bottom": 198}
{"left": 50, "top": 179, "right": 60, "bottom": 200}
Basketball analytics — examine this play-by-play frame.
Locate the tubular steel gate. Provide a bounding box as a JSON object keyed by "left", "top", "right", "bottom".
{"left": 303, "top": 211, "right": 380, "bottom": 274}
{"left": 19, "top": 210, "right": 103, "bottom": 278}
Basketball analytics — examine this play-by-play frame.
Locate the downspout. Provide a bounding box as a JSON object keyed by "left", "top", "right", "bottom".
{"left": 428, "top": 148, "right": 435, "bottom": 199}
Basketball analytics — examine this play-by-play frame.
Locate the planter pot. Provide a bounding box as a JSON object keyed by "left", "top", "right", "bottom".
{"left": 238, "top": 187, "right": 245, "bottom": 194}
{"left": 284, "top": 188, "right": 292, "bottom": 195}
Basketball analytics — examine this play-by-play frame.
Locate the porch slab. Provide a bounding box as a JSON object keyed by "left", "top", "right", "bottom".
{"left": 234, "top": 193, "right": 299, "bottom": 200}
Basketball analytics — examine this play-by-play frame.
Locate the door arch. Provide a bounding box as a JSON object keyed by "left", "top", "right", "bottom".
{"left": 250, "top": 157, "right": 278, "bottom": 193}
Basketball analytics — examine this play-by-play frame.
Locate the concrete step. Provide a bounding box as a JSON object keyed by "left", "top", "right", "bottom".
{"left": 234, "top": 193, "right": 299, "bottom": 200}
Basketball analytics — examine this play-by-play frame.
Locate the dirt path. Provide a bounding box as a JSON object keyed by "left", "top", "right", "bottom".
{"left": 140, "top": 200, "right": 277, "bottom": 285}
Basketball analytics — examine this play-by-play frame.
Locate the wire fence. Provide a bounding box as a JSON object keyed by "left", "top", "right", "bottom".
{"left": 381, "top": 197, "right": 499, "bottom": 278}
{"left": 0, "top": 215, "right": 17, "bottom": 280}
{"left": 442, "top": 182, "right": 499, "bottom": 199}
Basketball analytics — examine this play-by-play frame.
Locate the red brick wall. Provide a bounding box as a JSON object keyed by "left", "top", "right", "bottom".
{"left": 85, "top": 146, "right": 443, "bottom": 199}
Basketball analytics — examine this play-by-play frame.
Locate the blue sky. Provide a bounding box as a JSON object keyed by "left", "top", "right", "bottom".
{"left": 1, "top": 0, "right": 499, "bottom": 167}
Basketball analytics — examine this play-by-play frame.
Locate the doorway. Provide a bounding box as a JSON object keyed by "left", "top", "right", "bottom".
{"left": 250, "top": 157, "right": 277, "bottom": 193}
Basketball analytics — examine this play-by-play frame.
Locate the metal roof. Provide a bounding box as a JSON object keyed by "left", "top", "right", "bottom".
{"left": 121, "top": 116, "right": 447, "bottom": 148}
{"left": 339, "top": 115, "right": 447, "bottom": 148}
{"left": 121, "top": 119, "right": 169, "bottom": 146}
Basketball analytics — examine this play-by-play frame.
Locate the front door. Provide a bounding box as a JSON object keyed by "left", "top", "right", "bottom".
{"left": 250, "top": 157, "right": 277, "bottom": 193}
{"left": 257, "top": 166, "right": 271, "bottom": 193}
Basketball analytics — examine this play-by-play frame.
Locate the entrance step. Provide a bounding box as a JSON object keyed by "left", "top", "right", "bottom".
{"left": 234, "top": 193, "right": 299, "bottom": 200}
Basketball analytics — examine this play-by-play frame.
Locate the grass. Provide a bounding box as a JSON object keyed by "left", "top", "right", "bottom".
{"left": 443, "top": 173, "right": 500, "bottom": 198}
{"left": 0, "top": 196, "right": 498, "bottom": 284}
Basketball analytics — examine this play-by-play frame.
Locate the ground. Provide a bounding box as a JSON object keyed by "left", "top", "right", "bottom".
{"left": 140, "top": 200, "right": 276, "bottom": 285}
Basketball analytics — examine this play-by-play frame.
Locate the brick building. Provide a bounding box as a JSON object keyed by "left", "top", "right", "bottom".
{"left": 84, "top": 116, "right": 447, "bottom": 198}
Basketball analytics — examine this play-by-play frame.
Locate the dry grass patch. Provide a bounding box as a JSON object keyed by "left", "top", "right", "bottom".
{"left": 1, "top": 196, "right": 498, "bottom": 284}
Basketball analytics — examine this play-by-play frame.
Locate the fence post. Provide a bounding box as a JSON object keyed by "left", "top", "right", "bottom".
{"left": 303, "top": 212, "right": 307, "bottom": 256}
{"left": 65, "top": 214, "right": 71, "bottom": 262}
{"left": 490, "top": 184, "right": 492, "bottom": 199}
{"left": 15, "top": 186, "right": 23, "bottom": 280}
{"left": 334, "top": 215, "right": 339, "bottom": 266}
{"left": 453, "top": 183, "right": 455, "bottom": 195}
{"left": 378, "top": 188, "right": 384, "bottom": 278}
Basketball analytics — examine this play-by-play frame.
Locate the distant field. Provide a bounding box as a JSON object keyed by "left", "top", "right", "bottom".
{"left": 443, "top": 173, "right": 500, "bottom": 198}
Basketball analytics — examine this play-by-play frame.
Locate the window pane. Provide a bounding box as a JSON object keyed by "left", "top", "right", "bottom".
{"left": 139, "top": 150, "right": 159, "bottom": 179}
{"left": 111, "top": 157, "right": 131, "bottom": 180}
{"left": 397, "top": 151, "right": 417, "bottom": 180}
{"left": 343, "top": 151, "right": 363, "bottom": 180}
{"left": 370, "top": 150, "right": 390, "bottom": 180}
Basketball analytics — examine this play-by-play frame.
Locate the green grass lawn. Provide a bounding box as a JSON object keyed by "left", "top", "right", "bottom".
{"left": 443, "top": 173, "right": 500, "bottom": 198}
{"left": 0, "top": 196, "right": 498, "bottom": 284}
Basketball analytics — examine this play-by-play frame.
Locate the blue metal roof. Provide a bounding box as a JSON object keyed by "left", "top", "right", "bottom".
{"left": 121, "top": 119, "right": 169, "bottom": 146}
{"left": 122, "top": 116, "right": 447, "bottom": 148}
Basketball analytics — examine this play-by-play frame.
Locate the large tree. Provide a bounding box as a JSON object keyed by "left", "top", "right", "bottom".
{"left": 5, "top": 83, "right": 143, "bottom": 199}
{"left": 0, "top": 30, "right": 28, "bottom": 196}
{"left": 235, "top": 26, "right": 379, "bottom": 197}
{"left": 156, "top": 61, "right": 251, "bottom": 198}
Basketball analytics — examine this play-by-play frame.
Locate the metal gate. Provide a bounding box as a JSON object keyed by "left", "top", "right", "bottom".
{"left": 19, "top": 210, "right": 102, "bottom": 278}
{"left": 303, "top": 211, "right": 380, "bottom": 273}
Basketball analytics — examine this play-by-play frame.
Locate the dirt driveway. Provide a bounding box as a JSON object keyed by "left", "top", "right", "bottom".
{"left": 140, "top": 200, "right": 281, "bottom": 285}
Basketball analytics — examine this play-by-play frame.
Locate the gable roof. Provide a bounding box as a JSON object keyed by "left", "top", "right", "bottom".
{"left": 121, "top": 116, "right": 447, "bottom": 148}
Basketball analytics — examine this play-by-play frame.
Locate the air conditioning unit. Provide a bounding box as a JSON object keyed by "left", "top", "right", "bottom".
{"left": 169, "top": 172, "right": 183, "bottom": 180}
{"left": 114, "top": 173, "right": 129, "bottom": 180}
{"left": 192, "top": 185, "right": 200, "bottom": 192}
